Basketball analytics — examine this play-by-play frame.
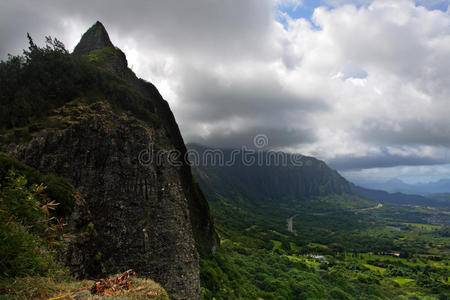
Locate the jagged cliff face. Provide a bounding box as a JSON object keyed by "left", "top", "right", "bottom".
{"left": 189, "top": 145, "right": 352, "bottom": 205}
{"left": 4, "top": 22, "right": 217, "bottom": 300}
{"left": 12, "top": 102, "right": 200, "bottom": 299}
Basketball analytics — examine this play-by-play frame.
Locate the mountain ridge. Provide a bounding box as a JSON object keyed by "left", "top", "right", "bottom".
{"left": 188, "top": 144, "right": 353, "bottom": 205}
{"left": 353, "top": 177, "right": 450, "bottom": 195}
{"left": 351, "top": 183, "right": 450, "bottom": 208}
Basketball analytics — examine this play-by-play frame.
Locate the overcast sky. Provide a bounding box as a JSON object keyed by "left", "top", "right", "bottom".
{"left": 1, "top": 0, "right": 449, "bottom": 184}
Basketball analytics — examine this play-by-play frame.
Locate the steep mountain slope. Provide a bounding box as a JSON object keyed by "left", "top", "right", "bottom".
{"left": 0, "top": 22, "right": 217, "bottom": 300}
{"left": 189, "top": 144, "right": 352, "bottom": 205}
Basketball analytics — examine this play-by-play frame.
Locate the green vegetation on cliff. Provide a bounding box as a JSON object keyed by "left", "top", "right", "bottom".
{"left": 0, "top": 153, "right": 76, "bottom": 217}
{"left": 0, "top": 153, "right": 72, "bottom": 278}
{"left": 0, "top": 35, "right": 158, "bottom": 132}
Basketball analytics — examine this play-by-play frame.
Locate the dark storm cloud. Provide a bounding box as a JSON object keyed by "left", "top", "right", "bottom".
{"left": 0, "top": 1, "right": 58, "bottom": 58}
{"left": 177, "top": 64, "right": 328, "bottom": 122}
{"left": 0, "top": 0, "right": 279, "bottom": 61}
{"left": 358, "top": 119, "right": 450, "bottom": 147}
{"left": 50, "top": 0, "right": 278, "bottom": 61}
{"left": 193, "top": 127, "right": 317, "bottom": 149}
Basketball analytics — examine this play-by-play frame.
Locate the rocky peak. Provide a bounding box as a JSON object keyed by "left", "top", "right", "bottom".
{"left": 74, "top": 21, "right": 129, "bottom": 78}
{"left": 73, "top": 21, "right": 114, "bottom": 55}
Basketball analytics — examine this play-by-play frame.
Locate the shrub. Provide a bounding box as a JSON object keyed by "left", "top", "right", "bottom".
{"left": 329, "top": 287, "right": 352, "bottom": 300}
{"left": 0, "top": 170, "right": 61, "bottom": 278}
{"left": 0, "top": 153, "right": 75, "bottom": 217}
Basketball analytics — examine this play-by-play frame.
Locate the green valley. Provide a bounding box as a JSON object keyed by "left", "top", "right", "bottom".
{"left": 191, "top": 146, "right": 450, "bottom": 299}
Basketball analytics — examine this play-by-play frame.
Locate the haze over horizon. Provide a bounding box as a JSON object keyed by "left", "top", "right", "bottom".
{"left": 1, "top": 0, "right": 449, "bottom": 184}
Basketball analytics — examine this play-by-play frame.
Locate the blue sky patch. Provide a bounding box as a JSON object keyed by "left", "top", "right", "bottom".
{"left": 415, "top": 0, "right": 449, "bottom": 12}
{"left": 277, "top": 0, "right": 448, "bottom": 29}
